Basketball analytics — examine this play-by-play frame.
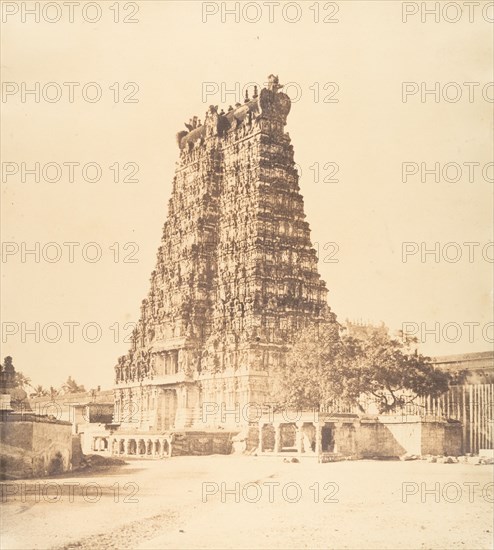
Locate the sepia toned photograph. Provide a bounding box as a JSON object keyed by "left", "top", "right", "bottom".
{"left": 1, "top": 1, "right": 493, "bottom": 548}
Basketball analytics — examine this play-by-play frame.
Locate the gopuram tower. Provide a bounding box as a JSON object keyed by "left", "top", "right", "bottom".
{"left": 113, "top": 75, "right": 337, "bottom": 431}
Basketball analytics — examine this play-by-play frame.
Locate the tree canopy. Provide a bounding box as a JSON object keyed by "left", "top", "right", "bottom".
{"left": 276, "top": 321, "right": 450, "bottom": 414}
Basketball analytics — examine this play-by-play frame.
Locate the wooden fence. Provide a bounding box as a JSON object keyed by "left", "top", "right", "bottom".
{"left": 417, "top": 384, "right": 493, "bottom": 454}
{"left": 327, "top": 383, "right": 493, "bottom": 454}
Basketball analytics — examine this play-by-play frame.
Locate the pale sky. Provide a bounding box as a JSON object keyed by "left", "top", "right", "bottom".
{"left": 1, "top": 0, "right": 493, "bottom": 389}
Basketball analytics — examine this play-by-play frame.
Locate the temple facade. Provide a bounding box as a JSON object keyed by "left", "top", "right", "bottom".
{"left": 112, "top": 75, "right": 337, "bottom": 432}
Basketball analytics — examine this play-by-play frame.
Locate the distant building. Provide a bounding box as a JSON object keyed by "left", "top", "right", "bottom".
{"left": 422, "top": 350, "right": 493, "bottom": 453}
{"left": 433, "top": 350, "right": 493, "bottom": 384}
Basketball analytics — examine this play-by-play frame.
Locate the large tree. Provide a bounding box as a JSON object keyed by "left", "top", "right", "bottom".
{"left": 276, "top": 322, "right": 450, "bottom": 414}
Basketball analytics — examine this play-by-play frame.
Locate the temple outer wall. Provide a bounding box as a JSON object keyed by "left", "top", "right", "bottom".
{"left": 0, "top": 415, "right": 72, "bottom": 478}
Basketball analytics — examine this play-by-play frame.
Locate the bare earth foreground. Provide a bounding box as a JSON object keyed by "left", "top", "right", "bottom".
{"left": 1, "top": 456, "right": 492, "bottom": 550}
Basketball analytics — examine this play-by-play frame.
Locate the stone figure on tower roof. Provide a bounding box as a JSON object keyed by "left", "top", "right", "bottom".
{"left": 267, "top": 74, "right": 283, "bottom": 91}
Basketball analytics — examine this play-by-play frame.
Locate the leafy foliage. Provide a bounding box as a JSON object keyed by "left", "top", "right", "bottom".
{"left": 277, "top": 322, "right": 450, "bottom": 414}
{"left": 30, "top": 385, "right": 50, "bottom": 398}
{"left": 5, "top": 359, "right": 88, "bottom": 397}
{"left": 13, "top": 371, "right": 32, "bottom": 390}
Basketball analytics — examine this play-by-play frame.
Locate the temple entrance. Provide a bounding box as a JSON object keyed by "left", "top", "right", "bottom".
{"left": 157, "top": 389, "right": 178, "bottom": 431}
{"left": 321, "top": 423, "right": 335, "bottom": 452}
{"left": 164, "top": 390, "right": 177, "bottom": 430}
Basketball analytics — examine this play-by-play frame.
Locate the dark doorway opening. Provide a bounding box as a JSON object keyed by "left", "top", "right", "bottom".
{"left": 321, "top": 424, "right": 335, "bottom": 452}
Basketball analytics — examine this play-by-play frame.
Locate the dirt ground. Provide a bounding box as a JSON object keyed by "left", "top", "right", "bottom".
{"left": 0, "top": 456, "right": 492, "bottom": 550}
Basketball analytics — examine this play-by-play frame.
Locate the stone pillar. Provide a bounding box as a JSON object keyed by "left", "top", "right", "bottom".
{"left": 114, "top": 397, "right": 120, "bottom": 423}
{"left": 334, "top": 421, "right": 343, "bottom": 454}
{"left": 296, "top": 421, "right": 304, "bottom": 454}
{"left": 315, "top": 423, "right": 321, "bottom": 456}
{"left": 163, "top": 438, "right": 170, "bottom": 457}
{"left": 139, "top": 388, "right": 144, "bottom": 427}
{"left": 274, "top": 422, "right": 281, "bottom": 454}
{"left": 258, "top": 422, "right": 264, "bottom": 453}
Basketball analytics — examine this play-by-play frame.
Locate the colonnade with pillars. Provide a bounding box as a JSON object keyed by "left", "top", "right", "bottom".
{"left": 91, "top": 435, "right": 173, "bottom": 458}
{"left": 258, "top": 418, "right": 358, "bottom": 455}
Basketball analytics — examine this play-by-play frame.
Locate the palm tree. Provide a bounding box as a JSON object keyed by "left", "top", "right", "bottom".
{"left": 30, "top": 385, "right": 48, "bottom": 398}
{"left": 14, "top": 371, "right": 32, "bottom": 390}
{"left": 61, "top": 376, "right": 86, "bottom": 394}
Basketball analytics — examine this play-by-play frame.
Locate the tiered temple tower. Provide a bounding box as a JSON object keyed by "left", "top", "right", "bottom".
{"left": 113, "top": 75, "right": 336, "bottom": 431}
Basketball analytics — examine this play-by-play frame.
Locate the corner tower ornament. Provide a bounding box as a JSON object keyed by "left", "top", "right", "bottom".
{"left": 114, "top": 75, "right": 337, "bottom": 431}
{"left": 259, "top": 74, "right": 291, "bottom": 125}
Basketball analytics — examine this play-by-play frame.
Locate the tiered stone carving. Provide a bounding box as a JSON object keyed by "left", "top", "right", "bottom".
{"left": 113, "top": 74, "right": 337, "bottom": 430}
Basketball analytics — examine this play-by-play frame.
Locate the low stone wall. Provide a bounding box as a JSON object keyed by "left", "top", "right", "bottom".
{"left": 333, "top": 423, "right": 358, "bottom": 456}
{"left": 358, "top": 420, "right": 418, "bottom": 457}
{"left": 171, "top": 431, "right": 238, "bottom": 456}
{"left": 346, "top": 418, "right": 463, "bottom": 458}
{"left": 419, "top": 419, "right": 463, "bottom": 456}
{"left": 0, "top": 414, "right": 72, "bottom": 478}
{"left": 444, "top": 422, "right": 463, "bottom": 455}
